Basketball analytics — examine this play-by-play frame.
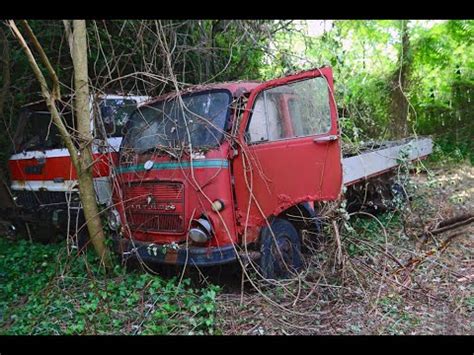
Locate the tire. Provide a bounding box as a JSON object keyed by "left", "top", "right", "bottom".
{"left": 391, "top": 182, "right": 409, "bottom": 201}
{"left": 76, "top": 227, "right": 90, "bottom": 251}
{"left": 20, "top": 222, "right": 61, "bottom": 244}
{"left": 259, "top": 218, "right": 303, "bottom": 280}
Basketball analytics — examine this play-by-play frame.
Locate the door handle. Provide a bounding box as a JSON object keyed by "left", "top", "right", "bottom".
{"left": 313, "top": 135, "right": 338, "bottom": 143}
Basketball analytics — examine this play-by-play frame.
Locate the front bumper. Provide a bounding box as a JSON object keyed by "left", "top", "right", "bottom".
{"left": 2, "top": 204, "right": 82, "bottom": 231}
{"left": 112, "top": 234, "right": 237, "bottom": 267}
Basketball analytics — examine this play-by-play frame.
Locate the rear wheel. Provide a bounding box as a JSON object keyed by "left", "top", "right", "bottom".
{"left": 16, "top": 220, "right": 61, "bottom": 244}
{"left": 259, "top": 218, "right": 303, "bottom": 280}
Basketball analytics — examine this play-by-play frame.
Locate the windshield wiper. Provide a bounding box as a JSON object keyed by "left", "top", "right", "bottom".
{"left": 138, "top": 145, "right": 178, "bottom": 159}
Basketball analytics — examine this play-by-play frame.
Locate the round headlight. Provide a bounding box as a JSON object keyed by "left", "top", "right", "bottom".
{"left": 108, "top": 209, "right": 121, "bottom": 231}
{"left": 189, "top": 218, "right": 212, "bottom": 244}
{"left": 189, "top": 228, "right": 210, "bottom": 244}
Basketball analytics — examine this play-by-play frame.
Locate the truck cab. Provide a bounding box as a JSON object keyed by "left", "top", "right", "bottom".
{"left": 111, "top": 67, "right": 342, "bottom": 278}
{"left": 7, "top": 94, "right": 149, "bottom": 242}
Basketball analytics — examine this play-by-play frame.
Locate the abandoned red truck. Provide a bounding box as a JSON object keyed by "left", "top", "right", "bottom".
{"left": 110, "top": 67, "right": 432, "bottom": 279}
{"left": 5, "top": 94, "right": 148, "bottom": 242}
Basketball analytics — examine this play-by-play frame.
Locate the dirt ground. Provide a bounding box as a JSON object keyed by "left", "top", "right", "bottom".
{"left": 215, "top": 162, "right": 473, "bottom": 335}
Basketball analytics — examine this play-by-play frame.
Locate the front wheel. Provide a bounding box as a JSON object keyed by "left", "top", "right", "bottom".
{"left": 259, "top": 218, "right": 303, "bottom": 280}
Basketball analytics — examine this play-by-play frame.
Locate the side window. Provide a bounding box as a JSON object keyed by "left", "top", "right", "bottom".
{"left": 246, "top": 76, "right": 331, "bottom": 143}
{"left": 247, "top": 93, "right": 282, "bottom": 142}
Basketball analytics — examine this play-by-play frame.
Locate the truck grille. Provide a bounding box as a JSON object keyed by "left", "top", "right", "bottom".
{"left": 125, "top": 212, "right": 184, "bottom": 233}
{"left": 123, "top": 181, "right": 185, "bottom": 233}
{"left": 14, "top": 190, "right": 80, "bottom": 209}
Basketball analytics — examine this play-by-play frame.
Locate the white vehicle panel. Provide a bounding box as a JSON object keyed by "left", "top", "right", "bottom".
{"left": 343, "top": 137, "right": 433, "bottom": 186}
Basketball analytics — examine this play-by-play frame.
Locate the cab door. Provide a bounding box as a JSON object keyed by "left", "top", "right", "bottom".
{"left": 232, "top": 67, "right": 343, "bottom": 232}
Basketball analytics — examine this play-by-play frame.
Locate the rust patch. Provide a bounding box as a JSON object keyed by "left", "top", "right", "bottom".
{"left": 164, "top": 248, "right": 178, "bottom": 264}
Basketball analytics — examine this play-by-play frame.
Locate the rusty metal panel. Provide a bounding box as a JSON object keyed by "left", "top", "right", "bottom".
{"left": 123, "top": 181, "right": 185, "bottom": 233}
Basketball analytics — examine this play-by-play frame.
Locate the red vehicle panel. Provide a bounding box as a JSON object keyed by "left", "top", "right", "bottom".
{"left": 232, "top": 68, "right": 343, "bottom": 242}
{"left": 8, "top": 151, "right": 117, "bottom": 181}
{"left": 114, "top": 142, "right": 238, "bottom": 248}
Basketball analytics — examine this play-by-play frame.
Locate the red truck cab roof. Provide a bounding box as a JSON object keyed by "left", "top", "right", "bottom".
{"left": 142, "top": 81, "right": 262, "bottom": 107}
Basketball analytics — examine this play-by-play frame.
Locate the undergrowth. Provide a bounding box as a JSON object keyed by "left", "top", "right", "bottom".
{"left": 428, "top": 137, "right": 473, "bottom": 166}
{"left": 0, "top": 238, "right": 220, "bottom": 335}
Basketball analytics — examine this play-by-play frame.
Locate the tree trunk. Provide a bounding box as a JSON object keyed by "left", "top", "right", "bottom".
{"left": 70, "top": 20, "right": 111, "bottom": 268}
{"left": 389, "top": 20, "right": 412, "bottom": 139}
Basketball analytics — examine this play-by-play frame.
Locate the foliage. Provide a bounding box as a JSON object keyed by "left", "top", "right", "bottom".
{"left": 1, "top": 20, "right": 472, "bottom": 171}
{"left": 0, "top": 20, "right": 280, "bottom": 169}
{"left": 0, "top": 238, "right": 220, "bottom": 335}
{"left": 428, "top": 138, "right": 473, "bottom": 165}
{"left": 263, "top": 20, "right": 473, "bottom": 158}
{"left": 344, "top": 211, "right": 403, "bottom": 257}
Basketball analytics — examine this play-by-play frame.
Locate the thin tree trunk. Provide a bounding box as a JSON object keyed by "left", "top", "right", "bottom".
{"left": 70, "top": 20, "right": 111, "bottom": 268}
{"left": 0, "top": 26, "right": 11, "bottom": 123}
{"left": 389, "top": 20, "right": 411, "bottom": 139}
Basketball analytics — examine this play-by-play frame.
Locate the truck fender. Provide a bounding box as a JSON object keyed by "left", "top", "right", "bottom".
{"left": 278, "top": 202, "right": 322, "bottom": 236}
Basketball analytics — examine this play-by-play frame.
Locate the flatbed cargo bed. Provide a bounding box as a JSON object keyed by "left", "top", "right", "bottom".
{"left": 342, "top": 137, "right": 433, "bottom": 186}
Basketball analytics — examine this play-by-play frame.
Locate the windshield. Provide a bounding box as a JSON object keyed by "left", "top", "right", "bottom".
{"left": 14, "top": 97, "right": 140, "bottom": 153}
{"left": 98, "top": 98, "right": 139, "bottom": 138}
{"left": 14, "top": 108, "right": 74, "bottom": 152}
{"left": 122, "top": 90, "right": 232, "bottom": 153}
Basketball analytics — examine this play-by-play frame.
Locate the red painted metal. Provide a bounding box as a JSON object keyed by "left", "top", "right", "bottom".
{"left": 115, "top": 67, "right": 344, "bottom": 252}
{"left": 123, "top": 181, "right": 185, "bottom": 233}
{"left": 279, "top": 95, "right": 295, "bottom": 138}
{"left": 145, "top": 81, "right": 261, "bottom": 106}
{"left": 232, "top": 67, "right": 343, "bottom": 243}
{"left": 8, "top": 152, "right": 118, "bottom": 181}
{"left": 115, "top": 141, "right": 238, "bottom": 247}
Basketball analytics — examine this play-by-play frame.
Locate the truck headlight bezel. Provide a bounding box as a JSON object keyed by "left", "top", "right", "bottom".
{"left": 108, "top": 209, "right": 121, "bottom": 231}
{"left": 188, "top": 217, "right": 212, "bottom": 244}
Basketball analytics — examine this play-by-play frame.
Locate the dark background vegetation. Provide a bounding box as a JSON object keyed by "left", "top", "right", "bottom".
{"left": 0, "top": 20, "right": 473, "bottom": 170}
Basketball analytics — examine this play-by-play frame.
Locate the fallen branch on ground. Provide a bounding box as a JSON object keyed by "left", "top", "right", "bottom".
{"left": 395, "top": 231, "right": 465, "bottom": 277}
{"left": 419, "top": 213, "right": 474, "bottom": 241}
{"left": 457, "top": 274, "right": 474, "bottom": 283}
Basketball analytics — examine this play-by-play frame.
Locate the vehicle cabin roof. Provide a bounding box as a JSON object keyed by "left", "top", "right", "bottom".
{"left": 143, "top": 81, "right": 262, "bottom": 107}
{"left": 20, "top": 93, "right": 146, "bottom": 111}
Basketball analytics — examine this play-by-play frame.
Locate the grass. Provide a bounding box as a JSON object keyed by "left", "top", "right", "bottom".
{"left": 0, "top": 238, "right": 220, "bottom": 335}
